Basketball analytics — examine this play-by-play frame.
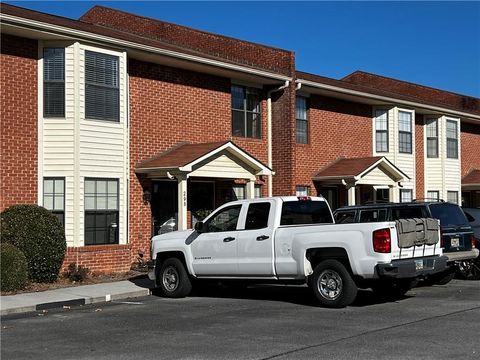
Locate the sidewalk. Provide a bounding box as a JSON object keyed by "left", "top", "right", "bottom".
{"left": 0, "top": 276, "right": 153, "bottom": 316}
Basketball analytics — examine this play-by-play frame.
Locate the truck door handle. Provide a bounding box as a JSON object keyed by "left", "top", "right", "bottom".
{"left": 223, "top": 237, "right": 235, "bottom": 242}
{"left": 256, "top": 235, "right": 269, "bottom": 241}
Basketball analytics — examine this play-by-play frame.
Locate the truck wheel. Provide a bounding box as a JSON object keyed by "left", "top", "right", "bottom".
{"left": 158, "top": 258, "right": 192, "bottom": 298}
{"left": 309, "top": 260, "right": 358, "bottom": 308}
{"left": 434, "top": 271, "right": 456, "bottom": 285}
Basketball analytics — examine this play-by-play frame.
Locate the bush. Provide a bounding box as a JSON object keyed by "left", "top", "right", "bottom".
{"left": 0, "top": 243, "right": 28, "bottom": 292}
{"left": 64, "top": 262, "right": 90, "bottom": 282}
{"left": 1, "top": 205, "right": 66, "bottom": 283}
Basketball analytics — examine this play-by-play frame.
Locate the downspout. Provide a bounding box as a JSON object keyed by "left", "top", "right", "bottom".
{"left": 267, "top": 80, "right": 290, "bottom": 196}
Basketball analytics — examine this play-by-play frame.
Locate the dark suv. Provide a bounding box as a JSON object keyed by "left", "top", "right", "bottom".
{"left": 334, "top": 200, "right": 479, "bottom": 283}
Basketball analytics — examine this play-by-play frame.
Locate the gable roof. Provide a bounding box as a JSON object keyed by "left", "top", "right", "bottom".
{"left": 136, "top": 141, "right": 272, "bottom": 175}
{"left": 462, "top": 169, "right": 480, "bottom": 186}
{"left": 313, "top": 156, "right": 409, "bottom": 182}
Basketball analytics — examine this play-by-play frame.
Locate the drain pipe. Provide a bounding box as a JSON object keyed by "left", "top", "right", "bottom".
{"left": 267, "top": 80, "right": 290, "bottom": 196}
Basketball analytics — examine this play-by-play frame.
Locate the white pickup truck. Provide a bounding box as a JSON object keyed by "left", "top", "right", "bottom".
{"left": 148, "top": 196, "right": 447, "bottom": 307}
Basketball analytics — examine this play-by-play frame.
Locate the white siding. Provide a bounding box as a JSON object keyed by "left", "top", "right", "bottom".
{"left": 373, "top": 107, "right": 415, "bottom": 196}
{"left": 190, "top": 154, "right": 256, "bottom": 180}
{"left": 424, "top": 116, "right": 461, "bottom": 201}
{"left": 40, "top": 42, "right": 129, "bottom": 246}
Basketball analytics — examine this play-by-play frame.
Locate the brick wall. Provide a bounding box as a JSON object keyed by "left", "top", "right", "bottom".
{"left": 62, "top": 245, "right": 132, "bottom": 273}
{"left": 0, "top": 34, "right": 38, "bottom": 211}
{"left": 293, "top": 95, "right": 373, "bottom": 192}
{"left": 80, "top": 6, "right": 293, "bottom": 76}
{"left": 415, "top": 114, "right": 425, "bottom": 198}
{"left": 128, "top": 59, "right": 269, "bottom": 257}
{"left": 461, "top": 122, "right": 480, "bottom": 175}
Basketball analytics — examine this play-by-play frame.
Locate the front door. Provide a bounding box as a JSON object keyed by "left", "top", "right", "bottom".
{"left": 151, "top": 181, "right": 178, "bottom": 236}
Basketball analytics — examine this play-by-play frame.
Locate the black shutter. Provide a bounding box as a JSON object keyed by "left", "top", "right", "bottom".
{"left": 44, "top": 48, "right": 65, "bottom": 117}
{"left": 85, "top": 51, "right": 119, "bottom": 122}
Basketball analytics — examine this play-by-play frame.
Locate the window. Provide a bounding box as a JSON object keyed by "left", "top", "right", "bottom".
{"left": 400, "top": 189, "right": 413, "bottom": 203}
{"left": 296, "top": 96, "right": 308, "bottom": 144}
{"left": 205, "top": 205, "right": 241, "bottom": 232}
{"left": 44, "top": 48, "right": 65, "bottom": 117}
{"left": 359, "top": 209, "right": 387, "bottom": 222}
{"left": 231, "top": 85, "right": 261, "bottom": 138}
{"left": 376, "top": 188, "right": 389, "bottom": 202}
{"left": 426, "top": 119, "right": 438, "bottom": 158}
{"left": 375, "top": 110, "right": 388, "bottom": 152}
{"left": 245, "top": 202, "right": 271, "bottom": 230}
{"left": 446, "top": 120, "right": 458, "bottom": 159}
{"left": 334, "top": 211, "right": 356, "bottom": 224}
{"left": 232, "top": 185, "right": 245, "bottom": 200}
{"left": 85, "top": 51, "right": 119, "bottom": 122}
{"left": 281, "top": 201, "right": 333, "bottom": 225}
{"left": 398, "top": 111, "right": 412, "bottom": 153}
{"left": 392, "top": 206, "right": 426, "bottom": 220}
{"left": 254, "top": 185, "right": 262, "bottom": 198}
{"left": 84, "top": 178, "right": 119, "bottom": 245}
{"left": 43, "top": 178, "right": 65, "bottom": 227}
{"left": 429, "top": 203, "right": 468, "bottom": 226}
{"left": 296, "top": 186, "right": 309, "bottom": 197}
{"left": 427, "top": 191, "right": 440, "bottom": 201}
{"left": 447, "top": 191, "right": 459, "bottom": 204}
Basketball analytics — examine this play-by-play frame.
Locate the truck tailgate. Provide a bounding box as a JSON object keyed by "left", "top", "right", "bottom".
{"left": 393, "top": 218, "right": 441, "bottom": 260}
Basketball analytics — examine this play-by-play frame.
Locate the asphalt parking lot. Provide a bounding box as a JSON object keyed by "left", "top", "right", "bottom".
{"left": 1, "top": 279, "right": 479, "bottom": 360}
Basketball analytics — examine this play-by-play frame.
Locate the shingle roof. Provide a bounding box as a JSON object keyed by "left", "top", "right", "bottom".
{"left": 296, "top": 70, "right": 480, "bottom": 117}
{"left": 136, "top": 141, "right": 229, "bottom": 170}
{"left": 462, "top": 169, "right": 480, "bottom": 185}
{"left": 1, "top": 3, "right": 292, "bottom": 76}
{"left": 313, "top": 157, "right": 383, "bottom": 178}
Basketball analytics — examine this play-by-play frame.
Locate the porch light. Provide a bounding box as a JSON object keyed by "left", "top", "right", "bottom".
{"left": 143, "top": 189, "right": 152, "bottom": 204}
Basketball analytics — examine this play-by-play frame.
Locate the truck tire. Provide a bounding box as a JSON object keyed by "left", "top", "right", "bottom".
{"left": 309, "top": 260, "right": 358, "bottom": 308}
{"left": 158, "top": 258, "right": 192, "bottom": 298}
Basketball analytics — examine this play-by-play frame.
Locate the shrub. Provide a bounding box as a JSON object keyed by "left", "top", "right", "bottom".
{"left": 64, "top": 262, "right": 90, "bottom": 282}
{"left": 0, "top": 243, "right": 28, "bottom": 292}
{"left": 0, "top": 205, "right": 66, "bottom": 283}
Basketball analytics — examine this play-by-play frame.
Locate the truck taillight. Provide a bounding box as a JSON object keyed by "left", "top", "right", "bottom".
{"left": 471, "top": 235, "right": 476, "bottom": 249}
{"left": 373, "top": 228, "right": 391, "bottom": 253}
{"left": 297, "top": 196, "right": 311, "bottom": 201}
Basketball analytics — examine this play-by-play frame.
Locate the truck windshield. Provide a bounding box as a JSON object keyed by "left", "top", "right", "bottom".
{"left": 429, "top": 203, "right": 469, "bottom": 227}
{"left": 281, "top": 201, "right": 333, "bottom": 225}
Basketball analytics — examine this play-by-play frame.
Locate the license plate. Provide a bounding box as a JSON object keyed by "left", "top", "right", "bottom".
{"left": 451, "top": 237, "right": 460, "bottom": 248}
{"left": 415, "top": 259, "right": 424, "bottom": 271}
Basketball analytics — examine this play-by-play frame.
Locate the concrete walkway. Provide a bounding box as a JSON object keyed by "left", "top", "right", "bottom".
{"left": 0, "top": 277, "right": 153, "bottom": 315}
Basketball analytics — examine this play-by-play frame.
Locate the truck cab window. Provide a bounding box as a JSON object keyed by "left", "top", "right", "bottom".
{"left": 205, "top": 205, "right": 241, "bottom": 232}
{"left": 245, "top": 203, "right": 271, "bottom": 230}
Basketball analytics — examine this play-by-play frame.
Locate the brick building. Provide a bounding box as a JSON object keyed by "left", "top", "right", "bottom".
{"left": 1, "top": 4, "right": 479, "bottom": 272}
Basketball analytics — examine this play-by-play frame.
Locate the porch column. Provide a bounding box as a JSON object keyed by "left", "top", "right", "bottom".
{"left": 390, "top": 184, "right": 399, "bottom": 203}
{"left": 177, "top": 175, "right": 188, "bottom": 230}
{"left": 347, "top": 186, "right": 356, "bottom": 206}
{"left": 246, "top": 179, "right": 255, "bottom": 199}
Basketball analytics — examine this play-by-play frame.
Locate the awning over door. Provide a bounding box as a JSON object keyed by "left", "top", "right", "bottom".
{"left": 462, "top": 169, "right": 480, "bottom": 190}
{"left": 313, "top": 156, "right": 409, "bottom": 185}
{"left": 136, "top": 141, "right": 272, "bottom": 179}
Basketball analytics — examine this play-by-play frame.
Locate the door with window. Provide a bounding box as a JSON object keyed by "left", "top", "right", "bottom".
{"left": 191, "top": 205, "right": 241, "bottom": 276}
{"left": 237, "top": 201, "right": 275, "bottom": 276}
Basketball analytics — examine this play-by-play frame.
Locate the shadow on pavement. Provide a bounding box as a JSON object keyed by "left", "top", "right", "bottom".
{"left": 149, "top": 281, "right": 411, "bottom": 308}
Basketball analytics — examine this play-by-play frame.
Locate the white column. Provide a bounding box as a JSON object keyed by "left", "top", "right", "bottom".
{"left": 390, "top": 184, "right": 399, "bottom": 203}
{"left": 177, "top": 176, "right": 188, "bottom": 230}
{"left": 347, "top": 186, "right": 356, "bottom": 206}
{"left": 246, "top": 179, "right": 255, "bottom": 199}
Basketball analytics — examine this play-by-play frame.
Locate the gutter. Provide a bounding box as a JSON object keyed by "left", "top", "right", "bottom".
{"left": 297, "top": 79, "right": 480, "bottom": 121}
{"left": 0, "top": 14, "right": 292, "bottom": 82}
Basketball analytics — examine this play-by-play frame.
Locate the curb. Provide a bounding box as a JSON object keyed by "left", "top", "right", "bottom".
{"left": 1, "top": 288, "right": 151, "bottom": 316}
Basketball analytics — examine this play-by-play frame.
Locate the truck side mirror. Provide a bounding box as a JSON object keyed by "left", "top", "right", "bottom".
{"left": 194, "top": 221, "right": 204, "bottom": 233}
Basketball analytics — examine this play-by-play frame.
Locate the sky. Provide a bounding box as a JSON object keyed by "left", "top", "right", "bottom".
{"left": 7, "top": 1, "right": 480, "bottom": 97}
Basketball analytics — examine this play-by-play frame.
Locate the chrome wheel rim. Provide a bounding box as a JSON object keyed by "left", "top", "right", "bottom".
{"left": 317, "top": 269, "right": 343, "bottom": 300}
{"left": 162, "top": 266, "right": 179, "bottom": 292}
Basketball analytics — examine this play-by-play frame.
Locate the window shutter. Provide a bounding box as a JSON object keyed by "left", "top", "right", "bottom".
{"left": 43, "top": 48, "right": 65, "bottom": 117}
{"left": 85, "top": 51, "right": 119, "bottom": 121}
